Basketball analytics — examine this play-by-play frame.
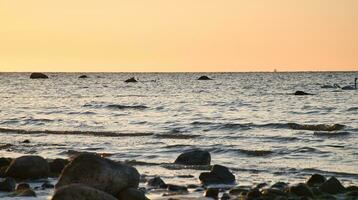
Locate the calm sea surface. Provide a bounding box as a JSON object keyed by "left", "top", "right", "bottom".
{"left": 0, "top": 72, "right": 357, "bottom": 199}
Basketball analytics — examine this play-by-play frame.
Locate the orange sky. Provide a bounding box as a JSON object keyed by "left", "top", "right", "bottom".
{"left": 0, "top": 0, "right": 357, "bottom": 72}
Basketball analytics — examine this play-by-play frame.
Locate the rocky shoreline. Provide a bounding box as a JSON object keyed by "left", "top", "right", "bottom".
{"left": 0, "top": 149, "right": 357, "bottom": 200}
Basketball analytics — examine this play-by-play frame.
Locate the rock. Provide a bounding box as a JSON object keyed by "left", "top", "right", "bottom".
{"left": 16, "top": 182, "right": 30, "bottom": 191}
{"left": 174, "top": 149, "right": 211, "bottom": 165}
{"left": 261, "top": 188, "right": 286, "bottom": 199}
{"left": 0, "top": 177, "right": 16, "bottom": 192}
{"left": 294, "top": 91, "right": 312, "bottom": 95}
{"left": 125, "top": 77, "right": 138, "bottom": 83}
{"left": 147, "top": 176, "right": 166, "bottom": 188}
{"left": 319, "top": 177, "right": 345, "bottom": 194}
{"left": 199, "top": 165, "right": 235, "bottom": 185}
{"left": 306, "top": 174, "right": 326, "bottom": 187}
{"left": 271, "top": 182, "right": 288, "bottom": 191}
{"left": 205, "top": 188, "right": 219, "bottom": 199}
{"left": 288, "top": 183, "right": 313, "bottom": 197}
{"left": 49, "top": 158, "right": 69, "bottom": 175}
{"left": 198, "top": 76, "right": 212, "bottom": 80}
{"left": 55, "top": 153, "right": 140, "bottom": 196}
{"left": 78, "top": 75, "right": 88, "bottom": 78}
{"left": 0, "top": 166, "right": 7, "bottom": 178}
{"left": 21, "top": 139, "right": 30, "bottom": 143}
{"left": 118, "top": 188, "right": 149, "bottom": 200}
{"left": 30, "top": 72, "right": 48, "bottom": 79}
{"left": 166, "top": 184, "right": 188, "bottom": 192}
{"left": 13, "top": 189, "right": 37, "bottom": 197}
{"left": 0, "top": 158, "right": 11, "bottom": 168}
{"left": 52, "top": 184, "right": 117, "bottom": 200}
{"left": 5, "top": 155, "right": 50, "bottom": 179}
{"left": 221, "top": 193, "right": 230, "bottom": 200}
{"left": 229, "top": 185, "right": 250, "bottom": 195}
{"left": 246, "top": 189, "right": 261, "bottom": 199}
{"left": 42, "top": 181, "right": 55, "bottom": 189}
{"left": 346, "top": 185, "right": 358, "bottom": 192}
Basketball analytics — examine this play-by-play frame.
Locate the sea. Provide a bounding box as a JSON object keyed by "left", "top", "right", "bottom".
{"left": 0, "top": 72, "right": 357, "bottom": 199}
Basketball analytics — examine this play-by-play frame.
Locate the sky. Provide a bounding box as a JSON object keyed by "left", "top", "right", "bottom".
{"left": 0, "top": 0, "right": 357, "bottom": 72}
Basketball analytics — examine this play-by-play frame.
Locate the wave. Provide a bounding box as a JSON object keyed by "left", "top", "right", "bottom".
{"left": 0, "top": 127, "right": 154, "bottom": 137}
{"left": 83, "top": 102, "right": 148, "bottom": 110}
{"left": 154, "top": 134, "right": 200, "bottom": 139}
{"left": 313, "top": 131, "right": 350, "bottom": 136}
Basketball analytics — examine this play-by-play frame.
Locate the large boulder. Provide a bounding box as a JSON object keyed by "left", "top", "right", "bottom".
{"left": 30, "top": 73, "right": 48, "bottom": 79}
{"left": 306, "top": 174, "right": 326, "bottom": 187}
{"left": 55, "top": 153, "right": 140, "bottom": 196}
{"left": 174, "top": 149, "right": 211, "bottom": 165}
{"left": 52, "top": 184, "right": 117, "bottom": 200}
{"left": 49, "top": 158, "right": 69, "bottom": 176}
{"left": 199, "top": 165, "right": 235, "bottom": 185}
{"left": 319, "top": 177, "right": 345, "bottom": 194}
{"left": 5, "top": 155, "right": 50, "bottom": 179}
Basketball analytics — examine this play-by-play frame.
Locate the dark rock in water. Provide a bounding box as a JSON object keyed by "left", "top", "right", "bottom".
{"left": 174, "top": 149, "right": 211, "bottom": 165}
{"left": 16, "top": 183, "right": 30, "bottom": 191}
{"left": 42, "top": 181, "right": 55, "bottom": 189}
{"left": 246, "top": 189, "right": 261, "bottom": 199}
{"left": 187, "top": 184, "right": 200, "bottom": 189}
{"left": 229, "top": 185, "right": 250, "bottom": 195}
{"left": 319, "top": 177, "right": 345, "bottom": 194}
{"left": 198, "top": 76, "right": 212, "bottom": 80}
{"left": 166, "top": 184, "right": 188, "bottom": 192}
{"left": 147, "top": 176, "right": 166, "bottom": 189}
{"left": 5, "top": 155, "right": 50, "bottom": 179}
{"left": 199, "top": 165, "right": 235, "bottom": 185}
{"left": 271, "top": 182, "right": 289, "bottom": 191}
{"left": 307, "top": 174, "right": 326, "bottom": 187}
{"left": 55, "top": 153, "right": 140, "bottom": 196}
{"left": 21, "top": 139, "right": 30, "bottom": 143}
{"left": 0, "top": 157, "right": 11, "bottom": 168}
{"left": 0, "top": 166, "right": 7, "bottom": 178}
{"left": 221, "top": 193, "right": 231, "bottom": 200}
{"left": 261, "top": 188, "right": 287, "bottom": 199}
{"left": 346, "top": 185, "right": 358, "bottom": 192}
{"left": 0, "top": 177, "right": 16, "bottom": 192}
{"left": 13, "top": 189, "right": 37, "bottom": 197}
{"left": 205, "top": 188, "right": 219, "bottom": 199}
{"left": 52, "top": 184, "right": 117, "bottom": 200}
{"left": 288, "top": 183, "right": 313, "bottom": 197}
{"left": 294, "top": 91, "right": 313, "bottom": 95}
{"left": 125, "top": 77, "right": 138, "bottom": 83}
{"left": 78, "top": 75, "right": 88, "bottom": 78}
{"left": 30, "top": 72, "right": 48, "bottom": 79}
{"left": 49, "top": 158, "right": 69, "bottom": 176}
{"left": 118, "top": 188, "right": 149, "bottom": 200}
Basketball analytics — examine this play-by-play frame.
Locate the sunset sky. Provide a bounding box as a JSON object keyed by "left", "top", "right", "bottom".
{"left": 0, "top": 0, "right": 357, "bottom": 72}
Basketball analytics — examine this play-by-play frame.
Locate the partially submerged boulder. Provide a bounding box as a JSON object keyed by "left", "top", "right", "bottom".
{"left": 52, "top": 184, "right": 117, "bottom": 200}
{"left": 174, "top": 149, "right": 211, "bottom": 165}
{"left": 198, "top": 76, "right": 212, "bottom": 80}
{"left": 78, "top": 75, "right": 88, "bottom": 79}
{"left": 30, "top": 73, "right": 48, "bottom": 79}
{"left": 55, "top": 153, "right": 140, "bottom": 196}
{"left": 118, "top": 188, "right": 149, "bottom": 200}
{"left": 199, "top": 165, "right": 235, "bottom": 185}
{"left": 49, "top": 158, "right": 69, "bottom": 176}
{"left": 125, "top": 77, "right": 138, "bottom": 83}
{"left": 294, "top": 91, "right": 313, "bottom": 95}
{"left": 288, "top": 183, "right": 313, "bottom": 197}
{"left": 319, "top": 177, "right": 345, "bottom": 194}
{"left": 147, "top": 176, "right": 166, "bottom": 189}
{"left": 5, "top": 155, "right": 50, "bottom": 179}
{"left": 0, "top": 177, "right": 16, "bottom": 192}
{"left": 306, "top": 174, "right": 326, "bottom": 187}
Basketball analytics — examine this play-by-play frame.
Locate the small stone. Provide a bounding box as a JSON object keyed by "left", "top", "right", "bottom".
{"left": 42, "top": 181, "right": 55, "bottom": 189}
{"left": 319, "top": 177, "right": 345, "bottom": 194}
{"left": 306, "top": 174, "right": 326, "bottom": 187}
{"left": 294, "top": 91, "right": 312, "bottom": 95}
{"left": 21, "top": 139, "right": 30, "bottom": 143}
{"left": 205, "top": 188, "right": 219, "bottom": 199}
{"left": 199, "top": 165, "right": 235, "bottom": 185}
{"left": 0, "top": 177, "right": 16, "bottom": 192}
{"left": 174, "top": 149, "right": 211, "bottom": 165}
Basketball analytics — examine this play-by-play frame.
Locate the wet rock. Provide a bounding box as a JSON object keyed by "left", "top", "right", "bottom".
{"left": 21, "top": 139, "right": 30, "bottom": 143}
{"left": 319, "top": 176, "right": 345, "bottom": 194}
{"left": 166, "top": 184, "right": 188, "bottom": 192}
{"left": 5, "top": 155, "right": 50, "bottom": 179}
{"left": 187, "top": 184, "right": 200, "bottom": 189}
{"left": 174, "top": 149, "right": 211, "bottom": 165}
{"left": 221, "top": 193, "right": 230, "bottom": 200}
{"left": 147, "top": 176, "right": 166, "bottom": 188}
{"left": 78, "top": 75, "right": 88, "bottom": 78}
{"left": 306, "top": 174, "right": 326, "bottom": 187}
{"left": 271, "top": 182, "right": 288, "bottom": 191}
{"left": 0, "top": 157, "right": 11, "bottom": 168}
{"left": 15, "top": 182, "right": 30, "bottom": 191}
{"left": 13, "top": 189, "right": 37, "bottom": 197}
{"left": 30, "top": 72, "right": 49, "bottom": 79}
{"left": 346, "top": 185, "right": 358, "bottom": 192}
{"left": 246, "top": 188, "right": 261, "bottom": 199}
{"left": 229, "top": 185, "right": 250, "bottom": 195}
{"left": 261, "top": 188, "right": 286, "bottom": 199}
{"left": 255, "top": 182, "right": 268, "bottom": 189}
{"left": 52, "top": 184, "right": 117, "bottom": 200}
{"left": 56, "top": 153, "right": 140, "bottom": 196}
{"left": 125, "top": 77, "right": 138, "bottom": 83}
{"left": 118, "top": 187, "right": 149, "bottom": 200}
{"left": 294, "top": 91, "right": 313, "bottom": 95}
{"left": 42, "top": 181, "right": 55, "bottom": 189}
{"left": 199, "top": 165, "right": 235, "bottom": 185}
{"left": 0, "top": 177, "right": 16, "bottom": 192}
{"left": 49, "top": 158, "right": 69, "bottom": 175}
{"left": 205, "top": 188, "right": 219, "bottom": 199}
{"left": 288, "top": 183, "right": 313, "bottom": 197}
{"left": 198, "top": 76, "right": 212, "bottom": 80}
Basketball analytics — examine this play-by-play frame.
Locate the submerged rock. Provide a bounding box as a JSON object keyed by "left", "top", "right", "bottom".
{"left": 319, "top": 177, "right": 345, "bottom": 194}
{"left": 125, "top": 77, "right": 138, "bottom": 83}
{"left": 288, "top": 183, "right": 313, "bottom": 197}
{"left": 306, "top": 174, "right": 326, "bottom": 187}
{"left": 294, "top": 91, "right": 313, "bottom": 95}
{"left": 52, "top": 184, "right": 117, "bottom": 200}
{"left": 56, "top": 153, "right": 140, "bottom": 196}
{"left": 0, "top": 177, "right": 16, "bottom": 192}
{"left": 199, "top": 165, "right": 235, "bottom": 185}
{"left": 174, "top": 149, "right": 211, "bottom": 165}
{"left": 147, "top": 176, "right": 166, "bottom": 189}
{"left": 198, "top": 76, "right": 212, "bottom": 80}
{"left": 5, "top": 155, "right": 50, "bottom": 179}
{"left": 30, "top": 72, "right": 48, "bottom": 79}
{"left": 118, "top": 187, "right": 149, "bottom": 200}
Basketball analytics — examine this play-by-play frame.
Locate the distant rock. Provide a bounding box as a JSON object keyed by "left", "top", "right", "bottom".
{"left": 55, "top": 153, "right": 140, "bottom": 196}
{"left": 319, "top": 177, "right": 345, "bottom": 194}
{"left": 199, "top": 165, "right": 235, "bottom": 185}
{"left": 198, "top": 76, "right": 212, "bottom": 80}
{"left": 30, "top": 73, "right": 48, "bottom": 79}
{"left": 294, "top": 91, "right": 313, "bottom": 95}
{"left": 125, "top": 77, "right": 138, "bottom": 83}
{"left": 49, "top": 158, "right": 69, "bottom": 176}
{"left": 118, "top": 188, "right": 149, "bottom": 200}
{"left": 0, "top": 177, "right": 16, "bottom": 192}
{"left": 5, "top": 155, "right": 50, "bottom": 179}
{"left": 174, "top": 149, "right": 211, "bottom": 165}
{"left": 306, "top": 174, "right": 326, "bottom": 187}
{"left": 78, "top": 75, "right": 88, "bottom": 79}
{"left": 288, "top": 183, "right": 313, "bottom": 197}
{"left": 52, "top": 184, "right": 117, "bottom": 200}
